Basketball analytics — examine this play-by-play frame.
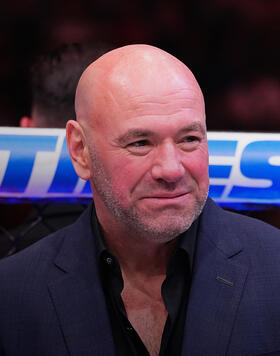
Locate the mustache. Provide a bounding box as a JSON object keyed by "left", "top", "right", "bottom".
{"left": 146, "top": 179, "right": 190, "bottom": 192}
{"left": 134, "top": 180, "right": 194, "bottom": 197}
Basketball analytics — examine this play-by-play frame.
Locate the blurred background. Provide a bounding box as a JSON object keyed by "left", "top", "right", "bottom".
{"left": 0, "top": 0, "right": 279, "bottom": 131}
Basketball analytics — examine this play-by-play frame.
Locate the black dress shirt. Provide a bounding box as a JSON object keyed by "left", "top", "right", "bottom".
{"left": 91, "top": 206, "right": 199, "bottom": 356}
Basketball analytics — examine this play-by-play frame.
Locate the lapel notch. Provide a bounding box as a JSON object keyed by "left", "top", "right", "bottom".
{"left": 181, "top": 199, "right": 249, "bottom": 356}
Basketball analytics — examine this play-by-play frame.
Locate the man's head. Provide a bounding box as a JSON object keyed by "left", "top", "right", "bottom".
{"left": 20, "top": 42, "right": 112, "bottom": 128}
{"left": 67, "top": 44, "right": 209, "bottom": 242}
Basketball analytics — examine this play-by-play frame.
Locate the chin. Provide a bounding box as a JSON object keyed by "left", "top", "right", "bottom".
{"left": 140, "top": 195, "right": 207, "bottom": 240}
{"left": 134, "top": 215, "right": 195, "bottom": 243}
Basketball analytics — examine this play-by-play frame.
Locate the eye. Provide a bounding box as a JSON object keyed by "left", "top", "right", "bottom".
{"left": 126, "top": 140, "right": 152, "bottom": 155}
{"left": 179, "top": 135, "right": 200, "bottom": 151}
{"left": 183, "top": 136, "right": 198, "bottom": 143}
{"left": 130, "top": 140, "right": 149, "bottom": 147}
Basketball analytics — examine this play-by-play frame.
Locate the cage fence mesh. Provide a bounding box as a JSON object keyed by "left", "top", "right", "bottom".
{"left": 0, "top": 202, "right": 88, "bottom": 258}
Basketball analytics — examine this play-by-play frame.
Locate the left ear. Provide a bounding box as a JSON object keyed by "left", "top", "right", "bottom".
{"left": 20, "top": 116, "right": 34, "bottom": 127}
{"left": 66, "top": 120, "right": 92, "bottom": 180}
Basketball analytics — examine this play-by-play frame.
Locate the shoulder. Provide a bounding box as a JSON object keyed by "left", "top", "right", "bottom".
{"left": 221, "top": 204, "right": 279, "bottom": 242}
{"left": 0, "top": 204, "right": 95, "bottom": 331}
{"left": 0, "top": 202, "right": 93, "bottom": 273}
{"left": 0, "top": 224, "right": 67, "bottom": 285}
{"left": 201, "top": 198, "right": 280, "bottom": 257}
{"left": 203, "top": 198, "right": 279, "bottom": 234}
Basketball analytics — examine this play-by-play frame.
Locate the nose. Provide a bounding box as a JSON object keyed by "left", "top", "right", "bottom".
{"left": 151, "top": 142, "right": 185, "bottom": 183}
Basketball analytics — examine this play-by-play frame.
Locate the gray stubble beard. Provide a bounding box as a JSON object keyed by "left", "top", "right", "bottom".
{"left": 89, "top": 145, "right": 208, "bottom": 243}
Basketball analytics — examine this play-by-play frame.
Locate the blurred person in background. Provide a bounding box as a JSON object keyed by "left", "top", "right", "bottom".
{"left": 21, "top": 42, "right": 112, "bottom": 128}
{"left": 0, "top": 42, "right": 112, "bottom": 258}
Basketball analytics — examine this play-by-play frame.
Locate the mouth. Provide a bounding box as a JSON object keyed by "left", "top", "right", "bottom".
{"left": 141, "top": 192, "right": 189, "bottom": 204}
{"left": 145, "top": 192, "right": 188, "bottom": 199}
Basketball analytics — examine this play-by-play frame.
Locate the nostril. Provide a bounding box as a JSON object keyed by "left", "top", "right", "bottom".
{"left": 151, "top": 161, "right": 184, "bottom": 183}
{"left": 155, "top": 180, "right": 178, "bottom": 191}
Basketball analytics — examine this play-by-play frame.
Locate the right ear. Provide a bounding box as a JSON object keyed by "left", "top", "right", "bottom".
{"left": 66, "top": 120, "right": 91, "bottom": 180}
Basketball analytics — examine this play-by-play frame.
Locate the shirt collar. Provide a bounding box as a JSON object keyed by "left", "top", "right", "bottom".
{"left": 177, "top": 218, "right": 199, "bottom": 272}
{"left": 90, "top": 202, "right": 108, "bottom": 260}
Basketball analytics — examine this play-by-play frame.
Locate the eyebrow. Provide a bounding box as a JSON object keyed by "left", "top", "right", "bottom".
{"left": 117, "top": 129, "right": 154, "bottom": 145}
{"left": 179, "top": 122, "right": 206, "bottom": 136}
{"left": 116, "top": 122, "right": 206, "bottom": 145}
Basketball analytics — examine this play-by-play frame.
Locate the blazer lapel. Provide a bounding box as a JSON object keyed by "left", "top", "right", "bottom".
{"left": 47, "top": 205, "right": 116, "bottom": 356}
{"left": 181, "top": 199, "right": 249, "bottom": 356}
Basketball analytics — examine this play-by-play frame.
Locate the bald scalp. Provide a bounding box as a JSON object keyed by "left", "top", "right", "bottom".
{"left": 75, "top": 44, "right": 204, "bottom": 128}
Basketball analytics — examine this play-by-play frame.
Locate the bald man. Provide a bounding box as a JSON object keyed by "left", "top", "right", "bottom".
{"left": 0, "top": 45, "right": 280, "bottom": 356}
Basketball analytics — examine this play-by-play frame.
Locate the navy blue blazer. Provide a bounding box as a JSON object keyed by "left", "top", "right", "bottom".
{"left": 0, "top": 198, "right": 280, "bottom": 356}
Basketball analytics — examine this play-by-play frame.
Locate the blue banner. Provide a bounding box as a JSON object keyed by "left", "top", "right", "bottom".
{"left": 0, "top": 127, "right": 280, "bottom": 208}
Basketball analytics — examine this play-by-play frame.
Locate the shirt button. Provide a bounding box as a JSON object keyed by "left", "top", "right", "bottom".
{"left": 105, "top": 257, "right": 113, "bottom": 265}
{"left": 126, "top": 326, "right": 133, "bottom": 332}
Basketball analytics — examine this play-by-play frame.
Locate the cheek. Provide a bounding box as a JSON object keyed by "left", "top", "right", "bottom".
{"left": 183, "top": 151, "right": 209, "bottom": 184}
{"left": 109, "top": 155, "right": 150, "bottom": 192}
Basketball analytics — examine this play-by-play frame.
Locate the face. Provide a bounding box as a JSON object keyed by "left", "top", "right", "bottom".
{"left": 85, "top": 73, "right": 209, "bottom": 243}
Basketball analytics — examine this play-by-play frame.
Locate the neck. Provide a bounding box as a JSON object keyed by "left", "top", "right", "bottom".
{"left": 93, "top": 197, "right": 179, "bottom": 277}
{"left": 97, "top": 216, "right": 177, "bottom": 278}
{"left": 106, "top": 229, "right": 177, "bottom": 277}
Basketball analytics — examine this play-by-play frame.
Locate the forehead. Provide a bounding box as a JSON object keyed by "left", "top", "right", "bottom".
{"left": 125, "top": 87, "right": 204, "bottom": 115}
{"left": 92, "top": 86, "right": 206, "bottom": 145}
{"left": 96, "top": 72, "right": 203, "bottom": 120}
{"left": 80, "top": 48, "right": 205, "bottom": 135}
